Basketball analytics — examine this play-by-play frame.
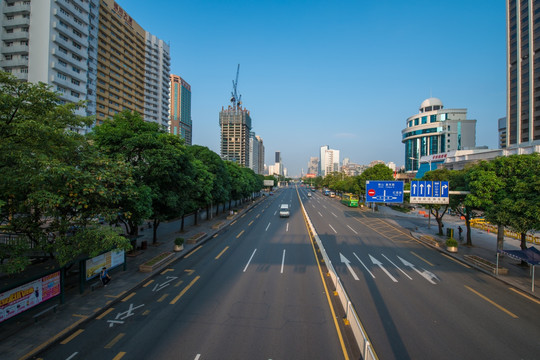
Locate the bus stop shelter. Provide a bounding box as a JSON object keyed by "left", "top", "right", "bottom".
{"left": 497, "top": 247, "right": 540, "bottom": 292}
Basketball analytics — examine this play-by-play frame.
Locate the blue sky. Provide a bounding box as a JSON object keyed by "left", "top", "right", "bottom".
{"left": 120, "top": 0, "right": 506, "bottom": 177}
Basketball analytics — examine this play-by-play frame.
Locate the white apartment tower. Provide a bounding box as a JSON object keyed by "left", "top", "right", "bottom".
{"left": 144, "top": 32, "right": 170, "bottom": 130}
{"left": 0, "top": 0, "right": 99, "bottom": 127}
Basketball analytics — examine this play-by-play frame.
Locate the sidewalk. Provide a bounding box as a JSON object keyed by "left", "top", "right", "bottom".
{"left": 0, "top": 198, "right": 263, "bottom": 360}
{"left": 377, "top": 205, "right": 540, "bottom": 297}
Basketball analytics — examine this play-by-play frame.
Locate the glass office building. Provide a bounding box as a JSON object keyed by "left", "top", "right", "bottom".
{"left": 402, "top": 98, "right": 477, "bottom": 172}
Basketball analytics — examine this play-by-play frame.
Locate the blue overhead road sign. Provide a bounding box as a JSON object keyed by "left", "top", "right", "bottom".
{"left": 366, "top": 181, "right": 404, "bottom": 203}
{"left": 410, "top": 181, "right": 449, "bottom": 204}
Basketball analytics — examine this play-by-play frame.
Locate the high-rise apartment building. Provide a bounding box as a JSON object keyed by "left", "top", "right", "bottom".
{"left": 319, "top": 145, "right": 339, "bottom": 176}
{"left": 402, "top": 98, "right": 477, "bottom": 172}
{"left": 319, "top": 145, "right": 329, "bottom": 176}
{"left": 507, "top": 0, "right": 540, "bottom": 147}
{"left": 248, "top": 133, "right": 264, "bottom": 175}
{"left": 219, "top": 105, "right": 252, "bottom": 166}
{"left": 307, "top": 157, "right": 319, "bottom": 175}
{"left": 256, "top": 135, "right": 264, "bottom": 175}
{"left": 96, "top": 1, "right": 169, "bottom": 128}
{"left": 0, "top": 0, "right": 99, "bottom": 130}
{"left": 169, "top": 74, "right": 192, "bottom": 144}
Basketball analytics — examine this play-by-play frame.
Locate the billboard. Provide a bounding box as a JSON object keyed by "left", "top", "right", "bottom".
{"left": 0, "top": 271, "right": 61, "bottom": 323}
{"left": 85, "top": 250, "right": 125, "bottom": 280}
{"left": 263, "top": 180, "right": 275, "bottom": 187}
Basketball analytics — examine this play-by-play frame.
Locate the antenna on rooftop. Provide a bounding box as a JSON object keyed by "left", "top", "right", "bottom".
{"left": 230, "top": 64, "right": 242, "bottom": 109}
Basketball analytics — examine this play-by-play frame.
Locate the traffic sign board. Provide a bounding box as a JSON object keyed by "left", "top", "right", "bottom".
{"left": 366, "top": 181, "right": 404, "bottom": 203}
{"left": 410, "top": 181, "right": 449, "bottom": 204}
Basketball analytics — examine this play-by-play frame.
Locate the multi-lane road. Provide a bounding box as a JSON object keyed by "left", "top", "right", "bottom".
{"left": 301, "top": 186, "right": 540, "bottom": 360}
{"left": 37, "top": 186, "right": 540, "bottom": 360}
{"left": 37, "top": 188, "right": 348, "bottom": 360}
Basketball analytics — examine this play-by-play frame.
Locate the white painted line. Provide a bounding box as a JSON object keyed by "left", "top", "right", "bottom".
{"left": 329, "top": 224, "right": 337, "bottom": 234}
{"left": 66, "top": 352, "right": 79, "bottom": 360}
{"left": 265, "top": 222, "right": 271, "bottom": 231}
{"left": 311, "top": 204, "right": 316, "bottom": 209}
{"left": 274, "top": 211, "right": 277, "bottom": 215}
{"left": 318, "top": 211, "right": 323, "bottom": 217}
{"left": 281, "top": 249, "right": 286, "bottom": 274}
{"left": 194, "top": 355, "right": 201, "bottom": 360}
{"left": 286, "top": 223, "right": 289, "bottom": 232}
{"left": 322, "top": 205, "right": 327, "bottom": 209}
{"left": 331, "top": 212, "right": 337, "bottom": 218}
{"left": 382, "top": 254, "right": 412, "bottom": 280}
{"left": 340, "top": 253, "right": 359, "bottom": 280}
{"left": 370, "top": 254, "right": 398, "bottom": 282}
{"left": 354, "top": 252, "right": 375, "bottom": 278}
{"left": 243, "top": 249, "right": 257, "bottom": 272}
{"left": 347, "top": 225, "right": 358, "bottom": 234}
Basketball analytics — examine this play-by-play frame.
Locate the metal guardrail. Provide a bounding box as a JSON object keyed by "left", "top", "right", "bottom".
{"left": 299, "top": 194, "right": 378, "bottom": 360}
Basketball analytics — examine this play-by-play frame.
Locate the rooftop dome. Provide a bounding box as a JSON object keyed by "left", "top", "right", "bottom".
{"left": 420, "top": 97, "right": 443, "bottom": 112}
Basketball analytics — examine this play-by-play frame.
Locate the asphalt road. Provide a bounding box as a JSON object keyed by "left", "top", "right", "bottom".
{"left": 37, "top": 188, "right": 348, "bottom": 360}
{"left": 301, "top": 187, "right": 540, "bottom": 360}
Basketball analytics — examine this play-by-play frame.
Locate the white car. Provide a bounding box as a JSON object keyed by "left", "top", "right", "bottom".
{"left": 279, "top": 204, "right": 290, "bottom": 217}
{"left": 307, "top": 192, "right": 312, "bottom": 197}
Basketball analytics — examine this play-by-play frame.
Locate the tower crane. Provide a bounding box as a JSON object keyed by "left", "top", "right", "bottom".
{"left": 230, "top": 64, "right": 242, "bottom": 109}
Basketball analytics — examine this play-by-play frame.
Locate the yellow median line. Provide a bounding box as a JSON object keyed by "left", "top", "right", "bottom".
{"left": 441, "top": 253, "right": 471, "bottom": 268}
{"left": 104, "top": 333, "right": 125, "bottom": 349}
{"left": 410, "top": 251, "right": 435, "bottom": 267}
{"left": 509, "top": 287, "right": 540, "bottom": 305}
{"left": 112, "top": 352, "right": 126, "bottom": 360}
{"left": 19, "top": 315, "right": 88, "bottom": 360}
{"left": 60, "top": 328, "right": 84, "bottom": 345}
{"left": 170, "top": 276, "right": 200, "bottom": 305}
{"left": 121, "top": 292, "right": 136, "bottom": 302}
{"left": 236, "top": 230, "right": 244, "bottom": 238}
{"left": 184, "top": 246, "right": 202, "bottom": 258}
{"left": 465, "top": 285, "right": 518, "bottom": 318}
{"left": 215, "top": 246, "right": 230, "bottom": 260}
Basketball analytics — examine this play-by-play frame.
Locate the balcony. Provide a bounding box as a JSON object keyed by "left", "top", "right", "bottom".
{"left": 1, "top": 30, "right": 29, "bottom": 42}
{"left": 2, "top": 16, "right": 30, "bottom": 29}
{"left": 0, "top": 57, "right": 28, "bottom": 68}
{"left": 3, "top": 3, "right": 31, "bottom": 15}
{"left": 1, "top": 44, "right": 29, "bottom": 54}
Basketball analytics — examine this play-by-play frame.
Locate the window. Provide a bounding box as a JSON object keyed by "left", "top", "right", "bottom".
{"left": 421, "top": 116, "right": 427, "bottom": 124}
{"left": 414, "top": 118, "right": 419, "bottom": 126}
{"left": 71, "top": 91, "right": 80, "bottom": 98}
{"left": 5, "top": 55, "right": 12, "bottom": 60}
{"left": 57, "top": 72, "right": 67, "bottom": 80}
{"left": 71, "top": 79, "right": 80, "bottom": 85}
{"left": 58, "top": 59, "right": 67, "bottom": 67}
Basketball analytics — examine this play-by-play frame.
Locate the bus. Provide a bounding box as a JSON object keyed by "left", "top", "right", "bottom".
{"left": 341, "top": 193, "right": 359, "bottom": 207}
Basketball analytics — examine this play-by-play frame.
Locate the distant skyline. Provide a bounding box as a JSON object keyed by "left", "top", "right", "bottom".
{"left": 121, "top": 0, "right": 506, "bottom": 177}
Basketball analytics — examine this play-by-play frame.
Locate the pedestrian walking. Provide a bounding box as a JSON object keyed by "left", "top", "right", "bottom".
{"left": 100, "top": 267, "right": 111, "bottom": 286}
{"left": 458, "top": 226, "right": 463, "bottom": 240}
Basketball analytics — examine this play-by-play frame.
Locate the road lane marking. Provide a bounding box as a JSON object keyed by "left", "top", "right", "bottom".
{"left": 97, "top": 308, "right": 114, "bottom": 320}
{"left": 142, "top": 280, "right": 154, "bottom": 288}
{"left": 142, "top": 310, "right": 150, "bottom": 315}
{"left": 286, "top": 223, "right": 289, "bottom": 232}
{"left": 382, "top": 254, "right": 412, "bottom": 280}
{"left": 66, "top": 352, "right": 78, "bottom": 360}
{"left": 398, "top": 256, "right": 438, "bottom": 284}
{"left": 215, "top": 246, "right": 229, "bottom": 260}
{"left": 194, "top": 355, "right": 201, "bottom": 360}
{"left": 329, "top": 224, "right": 337, "bottom": 234}
{"left": 112, "top": 352, "right": 126, "bottom": 360}
{"left": 213, "top": 233, "right": 219, "bottom": 238}
{"left": 265, "top": 223, "right": 271, "bottom": 231}
{"left": 248, "top": 220, "right": 254, "bottom": 226}
{"left": 184, "top": 246, "right": 202, "bottom": 258}
{"left": 160, "top": 268, "right": 173, "bottom": 275}
{"left": 281, "top": 249, "right": 286, "bottom": 274}
{"left": 60, "top": 329, "right": 84, "bottom": 345}
{"left": 157, "top": 293, "right": 169, "bottom": 302}
{"left": 441, "top": 253, "right": 470, "bottom": 268}
{"left": 243, "top": 249, "right": 257, "bottom": 272}
{"left": 411, "top": 251, "right": 436, "bottom": 267}
{"left": 106, "top": 291, "right": 126, "bottom": 298}
{"left": 347, "top": 225, "right": 358, "bottom": 234}
{"left": 105, "top": 333, "right": 125, "bottom": 349}
{"left": 274, "top": 211, "right": 277, "bottom": 215}
{"left": 465, "top": 285, "right": 518, "bottom": 318}
{"left": 340, "top": 253, "right": 359, "bottom": 280}
{"left": 170, "top": 276, "right": 201, "bottom": 305}
{"left": 184, "top": 269, "right": 195, "bottom": 275}
{"left": 256, "top": 214, "right": 260, "bottom": 218}
{"left": 318, "top": 211, "right": 323, "bottom": 217}
{"left": 509, "top": 287, "right": 540, "bottom": 304}
{"left": 331, "top": 212, "right": 337, "bottom": 217}
{"left": 175, "top": 279, "right": 183, "bottom": 287}
{"left": 354, "top": 252, "right": 375, "bottom": 278}
{"left": 370, "top": 254, "right": 398, "bottom": 282}
{"left": 236, "top": 230, "right": 244, "bottom": 238}
{"left": 121, "top": 292, "right": 136, "bottom": 302}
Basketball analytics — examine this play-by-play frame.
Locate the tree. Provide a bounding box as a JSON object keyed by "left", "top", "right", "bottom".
{"left": 355, "top": 164, "right": 394, "bottom": 199}
{"left": 0, "top": 72, "right": 130, "bottom": 273}
{"left": 449, "top": 167, "right": 479, "bottom": 246}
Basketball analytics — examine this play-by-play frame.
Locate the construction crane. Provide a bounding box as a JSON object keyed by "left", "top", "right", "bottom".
{"left": 230, "top": 64, "right": 242, "bottom": 109}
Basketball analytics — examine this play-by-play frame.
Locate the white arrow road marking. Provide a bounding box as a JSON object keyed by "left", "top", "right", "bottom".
{"left": 281, "top": 249, "right": 286, "bottom": 274}
{"left": 340, "top": 253, "right": 359, "bottom": 280}
{"left": 354, "top": 252, "right": 374, "bottom": 278}
{"left": 152, "top": 276, "right": 178, "bottom": 292}
{"left": 243, "top": 249, "right": 257, "bottom": 272}
{"left": 369, "top": 255, "right": 398, "bottom": 282}
{"left": 329, "top": 224, "right": 337, "bottom": 233}
{"left": 347, "top": 225, "right": 358, "bottom": 234}
{"left": 382, "top": 254, "right": 412, "bottom": 280}
{"left": 398, "top": 256, "right": 439, "bottom": 284}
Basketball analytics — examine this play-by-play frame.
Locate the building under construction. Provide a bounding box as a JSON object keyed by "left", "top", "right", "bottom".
{"left": 219, "top": 105, "right": 252, "bottom": 166}
{"left": 219, "top": 65, "right": 252, "bottom": 167}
